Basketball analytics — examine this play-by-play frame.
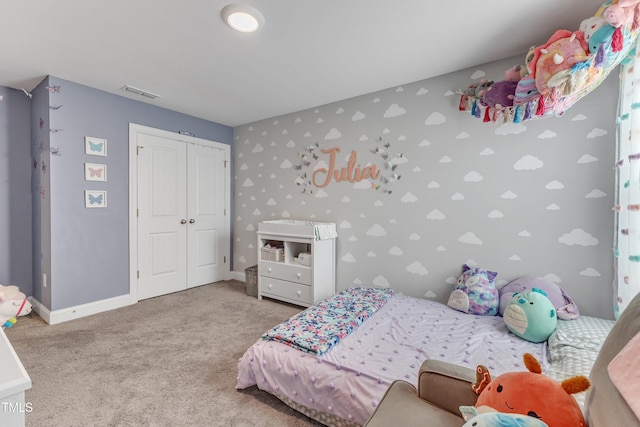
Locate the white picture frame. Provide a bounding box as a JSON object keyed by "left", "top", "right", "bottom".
{"left": 85, "top": 163, "right": 107, "bottom": 181}
{"left": 85, "top": 190, "right": 107, "bottom": 208}
{"left": 85, "top": 136, "right": 107, "bottom": 156}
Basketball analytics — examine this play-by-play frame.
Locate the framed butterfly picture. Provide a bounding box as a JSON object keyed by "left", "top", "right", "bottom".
{"left": 85, "top": 136, "right": 107, "bottom": 156}
{"left": 85, "top": 163, "right": 107, "bottom": 181}
{"left": 85, "top": 190, "right": 107, "bottom": 208}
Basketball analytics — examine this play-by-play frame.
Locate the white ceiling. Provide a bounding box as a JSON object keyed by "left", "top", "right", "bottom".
{"left": 1, "top": 0, "right": 605, "bottom": 127}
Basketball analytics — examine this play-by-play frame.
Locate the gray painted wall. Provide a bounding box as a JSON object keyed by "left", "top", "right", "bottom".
{"left": 31, "top": 76, "right": 232, "bottom": 310}
{"left": 233, "top": 54, "right": 618, "bottom": 319}
{"left": 0, "top": 87, "right": 32, "bottom": 295}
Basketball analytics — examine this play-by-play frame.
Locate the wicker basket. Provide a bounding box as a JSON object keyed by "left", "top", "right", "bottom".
{"left": 245, "top": 265, "right": 258, "bottom": 297}
{"left": 261, "top": 246, "right": 284, "bottom": 262}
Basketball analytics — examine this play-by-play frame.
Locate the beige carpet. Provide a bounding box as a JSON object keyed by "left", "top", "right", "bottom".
{"left": 5, "top": 280, "right": 325, "bottom": 427}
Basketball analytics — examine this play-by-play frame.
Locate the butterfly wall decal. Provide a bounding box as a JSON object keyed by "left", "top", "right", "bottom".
{"left": 88, "top": 141, "right": 103, "bottom": 152}
{"left": 88, "top": 167, "right": 103, "bottom": 178}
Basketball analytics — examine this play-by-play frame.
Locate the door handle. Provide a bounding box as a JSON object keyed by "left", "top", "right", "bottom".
{"left": 180, "top": 219, "right": 187, "bottom": 224}
{"left": 189, "top": 219, "right": 195, "bottom": 224}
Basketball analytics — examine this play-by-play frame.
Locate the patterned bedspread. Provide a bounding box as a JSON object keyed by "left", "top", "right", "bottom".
{"left": 261, "top": 287, "right": 394, "bottom": 355}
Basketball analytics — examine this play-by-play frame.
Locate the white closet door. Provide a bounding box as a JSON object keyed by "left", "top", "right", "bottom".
{"left": 187, "top": 144, "right": 227, "bottom": 288}
{"left": 137, "top": 133, "right": 188, "bottom": 300}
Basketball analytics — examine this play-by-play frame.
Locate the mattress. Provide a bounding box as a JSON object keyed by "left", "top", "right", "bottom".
{"left": 237, "top": 293, "right": 554, "bottom": 425}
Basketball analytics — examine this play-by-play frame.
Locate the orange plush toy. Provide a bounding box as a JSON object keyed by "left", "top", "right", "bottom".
{"left": 470, "top": 353, "right": 590, "bottom": 427}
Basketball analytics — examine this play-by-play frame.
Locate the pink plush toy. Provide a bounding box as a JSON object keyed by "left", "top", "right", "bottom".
{"left": 0, "top": 285, "right": 32, "bottom": 328}
{"left": 604, "top": 0, "right": 640, "bottom": 29}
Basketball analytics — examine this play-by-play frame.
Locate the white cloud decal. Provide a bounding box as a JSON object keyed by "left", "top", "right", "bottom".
{"left": 545, "top": 180, "right": 564, "bottom": 190}
{"left": 243, "top": 178, "right": 254, "bottom": 187}
{"left": 436, "top": 245, "right": 446, "bottom": 252}
{"left": 417, "top": 88, "right": 429, "bottom": 96}
{"left": 439, "top": 156, "right": 452, "bottom": 163}
{"left": 389, "top": 246, "right": 404, "bottom": 256}
{"left": 518, "top": 230, "right": 532, "bottom": 237}
{"left": 423, "top": 290, "right": 437, "bottom": 298}
{"left": 426, "top": 209, "right": 446, "bottom": 220}
{"left": 459, "top": 232, "right": 483, "bottom": 245}
{"left": 341, "top": 253, "right": 356, "bottom": 263}
{"left": 538, "top": 130, "right": 557, "bottom": 139}
{"left": 488, "top": 210, "right": 504, "bottom": 218}
{"left": 352, "top": 111, "right": 366, "bottom": 121}
{"left": 470, "top": 70, "right": 486, "bottom": 79}
{"left": 409, "top": 233, "right": 421, "bottom": 240}
{"left": 463, "top": 171, "right": 483, "bottom": 182}
{"left": 451, "top": 193, "right": 465, "bottom": 201}
{"left": 314, "top": 189, "right": 329, "bottom": 198}
{"left": 401, "top": 192, "right": 418, "bottom": 203}
{"left": 340, "top": 220, "right": 351, "bottom": 229}
{"left": 558, "top": 228, "right": 599, "bottom": 246}
{"left": 578, "top": 154, "right": 598, "bottom": 164}
{"left": 509, "top": 255, "right": 522, "bottom": 261}
{"left": 407, "top": 261, "right": 429, "bottom": 276}
{"left": 587, "top": 128, "right": 608, "bottom": 138}
{"left": 252, "top": 143, "right": 264, "bottom": 153}
{"left": 514, "top": 155, "right": 544, "bottom": 170}
{"left": 419, "top": 139, "right": 432, "bottom": 147}
{"left": 286, "top": 140, "right": 296, "bottom": 148}
{"left": 456, "top": 132, "right": 470, "bottom": 139}
{"left": 366, "top": 224, "right": 387, "bottom": 237}
{"left": 325, "top": 128, "right": 342, "bottom": 140}
{"left": 384, "top": 104, "right": 406, "bottom": 118}
{"left": 367, "top": 251, "right": 376, "bottom": 257}
{"left": 501, "top": 191, "right": 518, "bottom": 199}
{"left": 267, "top": 198, "right": 277, "bottom": 206}
{"left": 572, "top": 114, "right": 587, "bottom": 121}
{"left": 480, "top": 148, "right": 494, "bottom": 155}
{"left": 586, "top": 189, "right": 607, "bottom": 198}
{"left": 495, "top": 123, "right": 526, "bottom": 135}
{"left": 280, "top": 159, "right": 293, "bottom": 169}
{"left": 336, "top": 107, "right": 344, "bottom": 114}
{"left": 372, "top": 275, "right": 390, "bottom": 288}
{"left": 580, "top": 268, "right": 601, "bottom": 277}
{"left": 428, "top": 181, "right": 440, "bottom": 189}
{"left": 425, "top": 112, "right": 447, "bottom": 125}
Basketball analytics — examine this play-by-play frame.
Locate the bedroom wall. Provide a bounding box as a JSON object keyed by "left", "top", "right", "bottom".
{"left": 233, "top": 54, "right": 618, "bottom": 319}
{"left": 32, "top": 76, "right": 232, "bottom": 311}
{"left": 0, "top": 87, "right": 32, "bottom": 296}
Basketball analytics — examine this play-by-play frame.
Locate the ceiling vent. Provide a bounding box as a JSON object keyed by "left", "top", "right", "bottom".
{"left": 121, "top": 85, "right": 161, "bottom": 99}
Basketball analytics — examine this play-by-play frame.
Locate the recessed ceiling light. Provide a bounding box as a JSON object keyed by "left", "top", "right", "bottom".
{"left": 221, "top": 4, "right": 264, "bottom": 33}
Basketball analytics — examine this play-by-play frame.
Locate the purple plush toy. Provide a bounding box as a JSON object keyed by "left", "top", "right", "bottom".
{"left": 499, "top": 276, "right": 579, "bottom": 320}
{"left": 447, "top": 264, "right": 499, "bottom": 316}
{"left": 483, "top": 80, "right": 519, "bottom": 108}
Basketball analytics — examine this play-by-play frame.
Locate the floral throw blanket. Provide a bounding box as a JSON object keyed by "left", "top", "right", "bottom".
{"left": 262, "top": 287, "right": 394, "bottom": 356}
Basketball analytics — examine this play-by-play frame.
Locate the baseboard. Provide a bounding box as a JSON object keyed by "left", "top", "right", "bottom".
{"left": 28, "top": 294, "right": 132, "bottom": 325}
{"left": 231, "top": 270, "right": 247, "bottom": 282}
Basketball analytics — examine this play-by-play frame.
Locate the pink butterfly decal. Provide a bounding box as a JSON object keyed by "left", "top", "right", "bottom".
{"left": 88, "top": 167, "right": 103, "bottom": 178}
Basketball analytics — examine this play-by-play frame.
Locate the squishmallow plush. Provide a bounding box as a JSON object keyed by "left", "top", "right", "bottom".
{"left": 447, "top": 264, "right": 499, "bottom": 316}
{"left": 499, "top": 276, "right": 579, "bottom": 320}
{"left": 463, "top": 353, "right": 590, "bottom": 427}
{"left": 503, "top": 289, "right": 557, "bottom": 343}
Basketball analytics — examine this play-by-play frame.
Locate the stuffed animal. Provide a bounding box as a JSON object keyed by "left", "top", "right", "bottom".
{"left": 603, "top": 0, "right": 640, "bottom": 28}
{"left": 466, "top": 353, "right": 590, "bottom": 427}
{"left": 483, "top": 80, "right": 519, "bottom": 108}
{"left": 447, "top": 264, "right": 499, "bottom": 316}
{"left": 461, "top": 409, "right": 549, "bottom": 427}
{"left": 0, "top": 285, "right": 32, "bottom": 329}
{"left": 503, "top": 288, "right": 557, "bottom": 343}
{"left": 498, "top": 276, "right": 579, "bottom": 320}
{"left": 534, "top": 31, "right": 590, "bottom": 96}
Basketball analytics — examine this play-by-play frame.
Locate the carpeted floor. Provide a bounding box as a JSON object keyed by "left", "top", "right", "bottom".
{"left": 5, "top": 280, "right": 325, "bottom": 426}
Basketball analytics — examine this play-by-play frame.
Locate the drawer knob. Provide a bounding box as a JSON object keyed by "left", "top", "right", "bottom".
{"left": 297, "top": 291, "right": 301, "bottom": 296}
{"left": 268, "top": 268, "right": 272, "bottom": 273}
{"left": 296, "top": 273, "right": 301, "bottom": 278}
{"left": 268, "top": 284, "right": 273, "bottom": 289}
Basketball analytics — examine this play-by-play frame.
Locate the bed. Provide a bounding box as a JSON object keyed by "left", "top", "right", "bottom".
{"left": 236, "top": 288, "right": 614, "bottom": 426}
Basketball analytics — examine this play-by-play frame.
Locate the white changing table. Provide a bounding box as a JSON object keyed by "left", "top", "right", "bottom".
{"left": 0, "top": 328, "right": 31, "bottom": 426}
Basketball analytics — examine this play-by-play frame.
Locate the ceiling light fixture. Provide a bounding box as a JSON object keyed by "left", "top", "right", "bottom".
{"left": 221, "top": 4, "right": 264, "bottom": 33}
{"left": 121, "top": 85, "right": 161, "bottom": 99}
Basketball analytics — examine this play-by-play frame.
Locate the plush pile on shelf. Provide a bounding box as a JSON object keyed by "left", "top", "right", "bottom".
{"left": 459, "top": 0, "right": 640, "bottom": 124}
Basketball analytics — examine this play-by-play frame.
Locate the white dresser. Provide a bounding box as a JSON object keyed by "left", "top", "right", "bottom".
{"left": 257, "top": 220, "right": 336, "bottom": 307}
{"left": 0, "top": 328, "right": 31, "bottom": 427}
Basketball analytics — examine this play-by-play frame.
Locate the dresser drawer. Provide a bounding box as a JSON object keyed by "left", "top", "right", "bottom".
{"left": 259, "top": 261, "right": 311, "bottom": 285}
{"left": 260, "top": 277, "right": 312, "bottom": 305}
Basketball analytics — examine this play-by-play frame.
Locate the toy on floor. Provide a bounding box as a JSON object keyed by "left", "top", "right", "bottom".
{"left": 447, "top": 264, "right": 499, "bottom": 316}
{"left": 0, "top": 284, "right": 32, "bottom": 329}
{"left": 461, "top": 353, "right": 590, "bottom": 427}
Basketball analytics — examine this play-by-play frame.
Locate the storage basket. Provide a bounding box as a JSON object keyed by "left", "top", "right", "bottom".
{"left": 261, "top": 246, "right": 284, "bottom": 262}
{"left": 245, "top": 265, "right": 258, "bottom": 297}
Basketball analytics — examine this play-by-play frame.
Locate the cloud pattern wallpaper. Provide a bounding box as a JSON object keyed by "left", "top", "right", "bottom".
{"left": 232, "top": 56, "right": 619, "bottom": 319}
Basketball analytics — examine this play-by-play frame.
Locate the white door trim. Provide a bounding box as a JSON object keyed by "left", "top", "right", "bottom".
{"left": 128, "top": 123, "right": 231, "bottom": 304}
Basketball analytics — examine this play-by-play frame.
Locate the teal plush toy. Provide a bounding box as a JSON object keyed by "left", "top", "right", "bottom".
{"left": 461, "top": 410, "right": 549, "bottom": 427}
{"left": 503, "top": 288, "right": 557, "bottom": 343}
